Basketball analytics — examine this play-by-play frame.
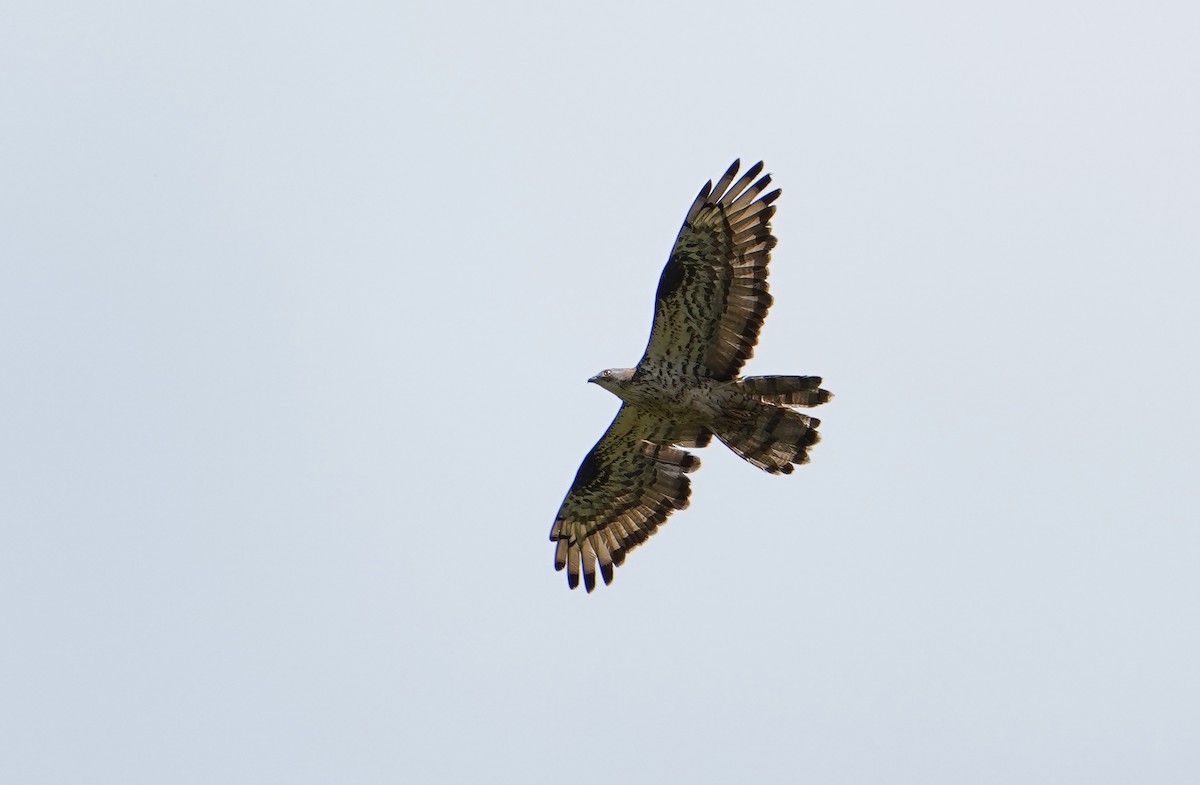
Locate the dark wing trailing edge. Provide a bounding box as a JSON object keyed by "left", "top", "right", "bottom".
{"left": 549, "top": 406, "right": 700, "bottom": 592}
{"left": 638, "top": 160, "right": 780, "bottom": 381}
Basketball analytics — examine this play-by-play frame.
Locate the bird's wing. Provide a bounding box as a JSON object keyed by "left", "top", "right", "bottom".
{"left": 637, "top": 160, "right": 780, "bottom": 380}
{"left": 549, "top": 405, "right": 700, "bottom": 592}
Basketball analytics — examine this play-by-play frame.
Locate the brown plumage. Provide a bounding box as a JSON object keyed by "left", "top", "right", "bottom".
{"left": 549, "top": 160, "right": 831, "bottom": 592}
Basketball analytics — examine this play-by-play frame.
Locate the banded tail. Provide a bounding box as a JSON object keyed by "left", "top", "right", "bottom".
{"left": 715, "top": 376, "right": 831, "bottom": 474}
{"left": 739, "top": 375, "right": 832, "bottom": 407}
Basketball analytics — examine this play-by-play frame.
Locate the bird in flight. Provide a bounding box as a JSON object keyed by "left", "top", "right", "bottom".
{"left": 550, "top": 160, "right": 831, "bottom": 592}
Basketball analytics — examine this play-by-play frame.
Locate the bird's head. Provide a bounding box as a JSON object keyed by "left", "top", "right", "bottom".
{"left": 588, "top": 367, "right": 635, "bottom": 397}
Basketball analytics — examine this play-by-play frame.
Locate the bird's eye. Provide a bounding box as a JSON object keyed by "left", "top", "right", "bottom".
{"left": 603, "top": 370, "right": 611, "bottom": 378}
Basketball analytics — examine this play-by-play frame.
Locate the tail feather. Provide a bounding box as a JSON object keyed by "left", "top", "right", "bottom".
{"left": 739, "top": 375, "right": 832, "bottom": 407}
{"left": 715, "top": 401, "right": 822, "bottom": 474}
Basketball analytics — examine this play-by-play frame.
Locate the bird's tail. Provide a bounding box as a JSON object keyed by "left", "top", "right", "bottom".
{"left": 715, "top": 394, "right": 825, "bottom": 475}
{"left": 738, "top": 375, "right": 832, "bottom": 407}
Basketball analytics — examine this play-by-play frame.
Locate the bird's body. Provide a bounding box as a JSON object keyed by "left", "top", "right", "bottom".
{"left": 593, "top": 369, "right": 728, "bottom": 423}
{"left": 550, "top": 160, "right": 831, "bottom": 592}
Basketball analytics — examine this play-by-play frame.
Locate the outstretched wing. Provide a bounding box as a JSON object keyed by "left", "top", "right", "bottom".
{"left": 638, "top": 160, "right": 780, "bottom": 381}
{"left": 550, "top": 406, "right": 701, "bottom": 592}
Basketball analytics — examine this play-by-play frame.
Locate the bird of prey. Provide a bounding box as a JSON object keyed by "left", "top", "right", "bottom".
{"left": 549, "top": 160, "right": 831, "bottom": 592}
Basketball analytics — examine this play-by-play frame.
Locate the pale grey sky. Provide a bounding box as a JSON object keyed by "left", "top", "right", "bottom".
{"left": 3, "top": 1, "right": 1198, "bottom": 783}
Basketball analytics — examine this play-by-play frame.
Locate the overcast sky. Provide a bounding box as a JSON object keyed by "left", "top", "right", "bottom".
{"left": 3, "top": 1, "right": 1198, "bottom": 783}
